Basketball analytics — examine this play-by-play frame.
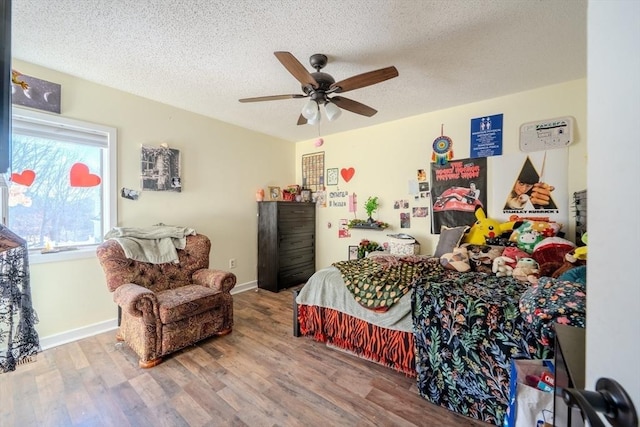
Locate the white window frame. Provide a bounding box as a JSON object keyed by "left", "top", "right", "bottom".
{"left": 7, "top": 106, "right": 117, "bottom": 264}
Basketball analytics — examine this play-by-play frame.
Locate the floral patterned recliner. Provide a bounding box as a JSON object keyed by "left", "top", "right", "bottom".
{"left": 96, "top": 234, "right": 236, "bottom": 368}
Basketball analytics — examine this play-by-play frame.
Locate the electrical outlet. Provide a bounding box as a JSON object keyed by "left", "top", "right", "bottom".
{"left": 229, "top": 258, "right": 237, "bottom": 269}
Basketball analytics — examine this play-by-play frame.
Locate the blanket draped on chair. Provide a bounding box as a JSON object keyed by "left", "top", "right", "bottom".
{"left": 105, "top": 225, "right": 196, "bottom": 264}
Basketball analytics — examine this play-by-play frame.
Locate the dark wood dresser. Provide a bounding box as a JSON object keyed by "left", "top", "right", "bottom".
{"left": 257, "top": 201, "right": 316, "bottom": 292}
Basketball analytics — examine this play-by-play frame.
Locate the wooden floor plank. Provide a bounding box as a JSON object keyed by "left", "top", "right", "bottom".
{"left": 0, "top": 287, "right": 490, "bottom": 427}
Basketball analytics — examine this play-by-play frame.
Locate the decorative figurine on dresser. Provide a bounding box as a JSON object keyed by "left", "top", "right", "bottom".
{"left": 257, "top": 201, "right": 316, "bottom": 292}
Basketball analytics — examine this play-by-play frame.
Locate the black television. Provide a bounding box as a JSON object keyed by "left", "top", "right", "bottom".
{"left": 0, "top": 0, "right": 11, "bottom": 174}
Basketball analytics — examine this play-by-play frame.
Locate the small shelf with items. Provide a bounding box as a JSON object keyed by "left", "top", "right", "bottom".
{"left": 349, "top": 222, "right": 388, "bottom": 230}
{"left": 347, "top": 196, "right": 390, "bottom": 230}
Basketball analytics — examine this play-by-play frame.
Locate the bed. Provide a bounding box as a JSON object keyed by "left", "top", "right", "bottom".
{"left": 295, "top": 252, "right": 586, "bottom": 426}
{"left": 295, "top": 254, "right": 441, "bottom": 376}
{"left": 412, "top": 270, "right": 552, "bottom": 425}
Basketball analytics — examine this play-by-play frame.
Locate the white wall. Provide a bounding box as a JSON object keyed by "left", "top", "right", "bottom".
{"left": 587, "top": 0, "right": 640, "bottom": 407}
{"left": 297, "top": 79, "right": 587, "bottom": 269}
{"left": 13, "top": 60, "right": 295, "bottom": 343}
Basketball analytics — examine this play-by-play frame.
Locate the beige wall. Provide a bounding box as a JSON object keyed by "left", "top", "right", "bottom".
{"left": 14, "top": 60, "right": 295, "bottom": 342}
{"left": 296, "top": 79, "right": 587, "bottom": 269}
{"left": 15, "top": 59, "right": 586, "bottom": 346}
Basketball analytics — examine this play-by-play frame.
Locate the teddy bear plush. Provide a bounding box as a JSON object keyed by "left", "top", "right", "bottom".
{"left": 512, "top": 257, "right": 540, "bottom": 282}
{"left": 492, "top": 256, "right": 515, "bottom": 277}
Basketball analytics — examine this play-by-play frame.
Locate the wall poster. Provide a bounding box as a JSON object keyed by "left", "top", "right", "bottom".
{"left": 470, "top": 113, "right": 503, "bottom": 158}
{"left": 141, "top": 145, "right": 182, "bottom": 192}
{"left": 302, "top": 152, "right": 324, "bottom": 192}
{"left": 430, "top": 157, "right": 487, "bottom": 233}
{"left": 491, "top": 150, "right": 568, "bottom": 224}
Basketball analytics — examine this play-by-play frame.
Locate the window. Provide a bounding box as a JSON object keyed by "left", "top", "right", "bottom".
{"left": 2, "top": 107, "right": 116, "bottom": 263}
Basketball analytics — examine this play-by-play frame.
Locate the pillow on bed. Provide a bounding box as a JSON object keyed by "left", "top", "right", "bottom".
{"left": 440, "top": 246, "right": 471, "bottom": 272}
{"left": 462, "top": 243, "right": 505, "bottom": 273}
{"left": 519, "top": 276, "right": 586, "bottom": 347}
{"left": 434, "top": 225, "right": 469, "bottom": 257}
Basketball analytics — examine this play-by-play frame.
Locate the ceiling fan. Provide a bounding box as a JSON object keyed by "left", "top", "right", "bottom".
{"left": 239, "top": 52, "right": 398, "bottom": 125}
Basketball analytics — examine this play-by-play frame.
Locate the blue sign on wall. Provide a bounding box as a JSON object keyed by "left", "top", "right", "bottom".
{"left": 471, "top": 113, "right": 503, "bottom": 158}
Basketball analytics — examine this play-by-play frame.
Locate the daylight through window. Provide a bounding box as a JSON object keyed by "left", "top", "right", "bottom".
{"left": 4, "top": 107, "right": 116, "bottom": 251}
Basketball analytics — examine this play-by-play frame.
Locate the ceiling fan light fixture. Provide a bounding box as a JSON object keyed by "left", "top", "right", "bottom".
{"left": 301, "top": 99, "right": 319, "bottom": 120}
{"left": 324, "top": 102, "right": 342, "bottom": 121}
{"left": 306, "top": 110, "right": 320, "bottom": 125}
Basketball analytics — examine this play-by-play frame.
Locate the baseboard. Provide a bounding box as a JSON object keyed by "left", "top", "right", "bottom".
{"left": 39, "top": 280, "right": 258, "bottom": 350}
{"left": 39, "top": 318, "right": 118, "bottom": 350}
{"left": 231, "top": 280, "right": 257, "bottom": 294}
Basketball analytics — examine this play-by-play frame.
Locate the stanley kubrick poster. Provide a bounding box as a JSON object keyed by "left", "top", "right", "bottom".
{"left": 492, "top": 150, "right": 568, "bottom": 224}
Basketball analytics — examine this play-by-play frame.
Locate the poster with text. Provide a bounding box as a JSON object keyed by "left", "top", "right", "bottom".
{"left": 491, "top": 150, "right": 568, "bottom": 225}
{"left": 430, "top": 157, "right": 487, "bottom": 233}
{"left": 471, "top": 113, "right": 503, "bottom": 158}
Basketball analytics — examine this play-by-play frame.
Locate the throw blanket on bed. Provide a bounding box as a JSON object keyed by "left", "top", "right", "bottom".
{"left": 332, "top": 255, "right": 437, "bottom": 311}
{"left": 105, "top": 226, "right": 196, "bottom": 264}
{"left": 412, "top": 270, "right": 555, "bottom": 426}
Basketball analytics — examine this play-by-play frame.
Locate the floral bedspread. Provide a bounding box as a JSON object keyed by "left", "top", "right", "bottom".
{"left": 411, "top": 270, "right": 552, "bottom": 426}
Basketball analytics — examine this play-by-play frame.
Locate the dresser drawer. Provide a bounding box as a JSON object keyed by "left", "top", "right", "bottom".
{"left": 279, "top": 247, "right": 314, "bottom": 268}
{"left": 278, "top": 204, "right": 315, "bottom": 221}
{"left": 278, "top": 263, "right": 315, "bottom": 287}
{"left": 279, "top": 234, "right": 315, "bottom": 251}
{"left": 278, "top": 219, "right": 314, "bottom": 236}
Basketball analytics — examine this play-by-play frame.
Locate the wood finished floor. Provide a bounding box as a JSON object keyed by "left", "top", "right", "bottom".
{"left": 1, "top": 288, "right": 490, "bottom": 427}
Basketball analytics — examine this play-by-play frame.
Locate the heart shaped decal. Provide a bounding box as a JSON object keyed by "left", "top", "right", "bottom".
{"left": 70, "top": 163, "right": 101, "bottom": 187}
{"left": 11, "top": 170, "right": 36, "bottom": 186}
{"left": 341, "top": 167, "right": 355, "bottom": 183}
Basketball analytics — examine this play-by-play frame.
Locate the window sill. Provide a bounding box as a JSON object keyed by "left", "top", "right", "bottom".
{"left": 29, "top": 246, "right": 97, "bottom": 265}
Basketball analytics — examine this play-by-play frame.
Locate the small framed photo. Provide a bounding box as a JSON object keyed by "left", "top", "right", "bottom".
{"left": 348, "top": 245, "right": 359, "bottom": 261}
{"left": 268, "top": 186, "right": 281, "bottom": 201}
{"left": 326, "top": 168, "right": 339, "bottom": 186}
{"left": 301, "top": 189, "right": 311, "bottom": 202}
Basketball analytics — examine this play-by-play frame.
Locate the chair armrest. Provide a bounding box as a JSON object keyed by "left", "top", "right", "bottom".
{"left": 113, "top": 283, "right": 159, "bottom": 320}
{"left": 192, "top": 269, "right": 236, "bottom": 293}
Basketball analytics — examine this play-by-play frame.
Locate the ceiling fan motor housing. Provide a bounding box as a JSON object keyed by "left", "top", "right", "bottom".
{"left": 304, "top": 72, "right": 335, "bottom": 101}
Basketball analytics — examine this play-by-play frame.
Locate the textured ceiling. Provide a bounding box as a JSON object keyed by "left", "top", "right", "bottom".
{"left": 11, "top": 0, "right": 587, "bottom": 142}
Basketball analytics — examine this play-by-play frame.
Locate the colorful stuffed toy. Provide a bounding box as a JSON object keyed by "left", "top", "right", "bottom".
{"left": 512, "top": 257, "right": 540, "bottom": 282}
{"left": 509, "top": 220, "right": 562, "bottom": 253}
{"left": 463, "top": 207, "right": 513, "bottom": 246}
{"left": 492, "top": 256, "right": 514, "bottom": 277}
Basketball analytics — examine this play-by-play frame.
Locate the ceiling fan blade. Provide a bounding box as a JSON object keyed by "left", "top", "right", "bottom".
{"left": 274, "top": 51, "right": 318, "bottom": 88}
{"left": 330, "top": 66, "right": 398, "bottom": 93}
{"left": 331, "top": 96, "right": 378, "bottom": 117}
{"left": 239, "top": 94, "right": 306, "bottom": 103}
{"left": 297, "top": 114, "right": 307, "bottom": 126}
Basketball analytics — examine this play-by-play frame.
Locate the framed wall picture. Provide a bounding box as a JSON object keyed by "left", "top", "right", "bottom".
{"left": 141, "top": 145, "right": 182, "bottom": 192}
{"left": 348, "top": 245, "right": 359, "bottom": 261}
{"left": 326, "top": 168, "right": 339, "bottom": 186}
{"left": 268, "top": 186, "right": 281, "bottom": 201}
{"left": 302, "top": 152, "right": 325, "bottom": 192}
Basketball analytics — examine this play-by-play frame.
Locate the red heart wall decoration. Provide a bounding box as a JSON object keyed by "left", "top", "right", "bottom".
{"left": 341, "top": 167, "right": 355, "bottom": 182}
{"left": 11, "top": 170, "right": 36, "bottom": 186}
{"left": 70, "top": 163, "right": 101, "bottom": 187}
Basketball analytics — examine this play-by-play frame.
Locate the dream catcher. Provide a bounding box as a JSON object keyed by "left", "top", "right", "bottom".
{"left": 432, "top": 124, "right": 454, "bottom": 165}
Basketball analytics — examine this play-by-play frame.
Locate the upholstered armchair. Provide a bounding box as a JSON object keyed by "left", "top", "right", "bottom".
{"left": 96, "top": 234, "right": 235, "bottom": 368}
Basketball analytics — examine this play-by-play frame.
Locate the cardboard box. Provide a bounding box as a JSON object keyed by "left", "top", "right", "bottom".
{"left": 388, "top": 236, "right": 420, "bottom": 255}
